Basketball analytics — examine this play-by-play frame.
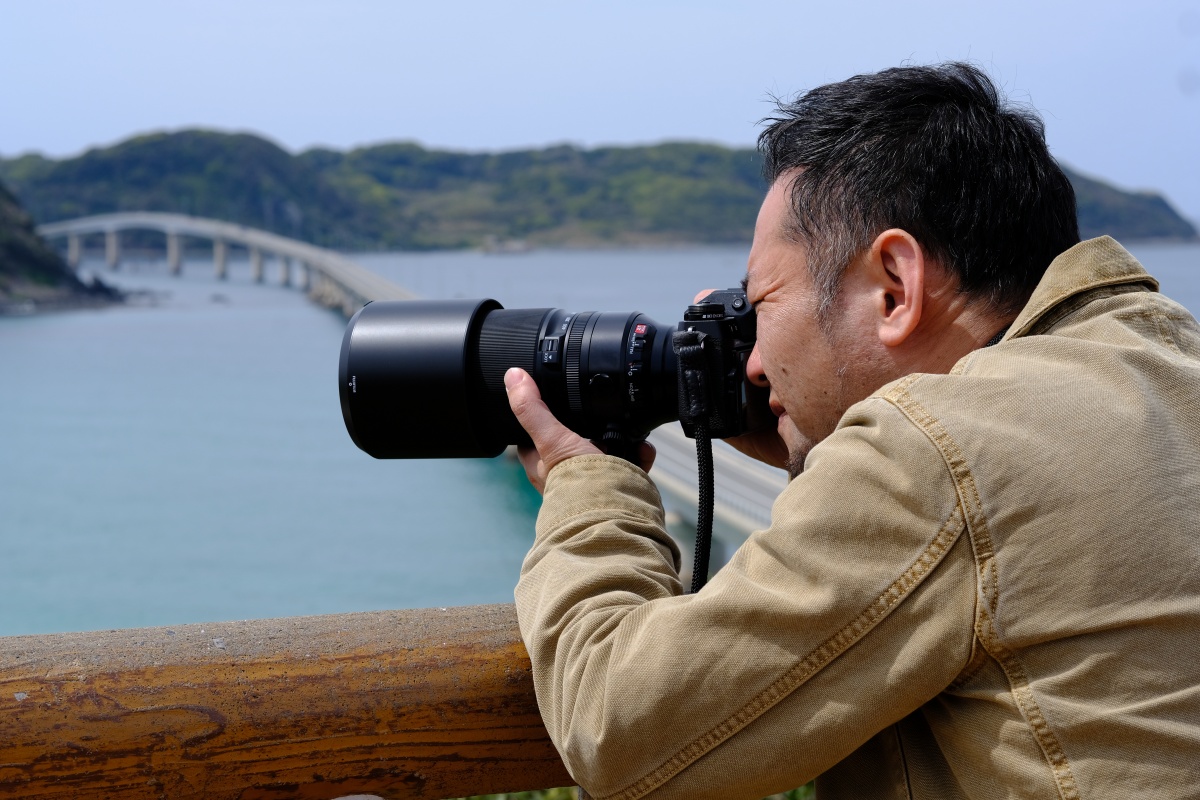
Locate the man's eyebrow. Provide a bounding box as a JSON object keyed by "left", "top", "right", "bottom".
{"left": 740, "top": 274, "right": 749, "bottom": 293}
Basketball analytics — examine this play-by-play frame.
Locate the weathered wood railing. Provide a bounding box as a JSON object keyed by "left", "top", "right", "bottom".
{"left": 0, "top": 604, "right": 572, "bottom": 799}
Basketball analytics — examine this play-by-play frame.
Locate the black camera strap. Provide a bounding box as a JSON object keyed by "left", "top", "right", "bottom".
{"left": 672, "top": 329, "right": 716, "bottom": 594}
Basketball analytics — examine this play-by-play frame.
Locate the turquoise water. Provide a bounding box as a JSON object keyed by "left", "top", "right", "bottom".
{"left": 0, "top": 262, "right": 545, "bottom": 634}
{"left": 0, "top": 242, "right": 1195, "bottom": 635}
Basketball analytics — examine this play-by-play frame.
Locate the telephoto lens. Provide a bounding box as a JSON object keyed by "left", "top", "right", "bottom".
{"left": 339, "top": 299, "right": 679, "bottom": 458}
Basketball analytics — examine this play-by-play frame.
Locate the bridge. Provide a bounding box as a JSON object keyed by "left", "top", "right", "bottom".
{"left": 37, "top": 212, "right": 415, "bottom": 316}
{"left": 38, "top": 212, "right": 786, "bottom": 547}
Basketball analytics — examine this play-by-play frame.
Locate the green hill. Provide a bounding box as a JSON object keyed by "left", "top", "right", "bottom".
{"left": 0, "top": 132, "right": 359, "bottom": 247}
{"left": 1069, "top": 168, "right": 1197, "bottom": 241}
{"left": 0, "top": 178, "right": 119, "bottom": 312}
{"left": 1, "top": 130, "right": 1193, "bottom": 251}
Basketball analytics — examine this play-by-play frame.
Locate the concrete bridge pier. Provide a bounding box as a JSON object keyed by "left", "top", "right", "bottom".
{"left": 167, "top": 233, "right": 182, "bottom": 275}
{"left": 66, "top": 233, "right": 81, "bottom": 268}
{"left": 105, "top": 230, "right": 120, "bottom": 270}
{"left": 298, "top": 262, "right": 311, "bottom": 291}
{"left": 250, "top": 246, "right": 264, "bottom": 283}
{"left": 279, "top": 255, "right": 292, "bottom": 287}
{"left": 213, "top": 239, "right": 228, "bottom": 280}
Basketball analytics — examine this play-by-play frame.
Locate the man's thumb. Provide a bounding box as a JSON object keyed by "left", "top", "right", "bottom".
{"left": 505, "top": 367, "right": 600, "bottom": 469}
{"left": 505, "top": 368, "right": 552, "bottom": 441}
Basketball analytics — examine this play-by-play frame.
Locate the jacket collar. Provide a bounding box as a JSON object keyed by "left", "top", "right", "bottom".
{"left": 1006, "top": 236, "right": 1158, "bottom": 340}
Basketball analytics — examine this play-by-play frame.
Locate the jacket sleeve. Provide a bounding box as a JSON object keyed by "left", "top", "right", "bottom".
{"left": 514, "top": 395, "right": 978, "bottom": 800}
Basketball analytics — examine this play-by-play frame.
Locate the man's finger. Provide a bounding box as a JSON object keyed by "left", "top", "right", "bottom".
{"left": 505, "top": 368, "right": 600, "bottom": 472}
{"left": 638, "top": 440, "right": 656, "bottom": 473}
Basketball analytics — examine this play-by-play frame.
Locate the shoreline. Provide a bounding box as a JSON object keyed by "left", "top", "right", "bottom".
{"left": 0, "top": 275, "right": 125, "bottom": 316}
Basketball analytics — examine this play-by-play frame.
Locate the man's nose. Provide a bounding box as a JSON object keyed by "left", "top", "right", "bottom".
{"left": 745, "top": 344, "right": 769, "bottom": 387}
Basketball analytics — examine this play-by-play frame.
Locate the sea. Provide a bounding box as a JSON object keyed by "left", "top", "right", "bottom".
{"left": 1, "top": 242, "right": 1197, "bottom": 635}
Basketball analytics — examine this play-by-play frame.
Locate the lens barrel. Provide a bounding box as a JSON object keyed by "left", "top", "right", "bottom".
{"left": 339, "top": 300, "right": 678, "bottom": 459}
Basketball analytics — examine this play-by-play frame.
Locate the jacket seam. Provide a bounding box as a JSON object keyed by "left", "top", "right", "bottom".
{"left": 598, "top": 396, "right": 967, "bottom": 800}
{"left": 1012, "top": 274, "right": 1156, "bottom": 338}
{"left": 1022, "top": 281, "right": 1154, "bottom": 338}
{"left": 947, "top": 636, "right": 989, "bottom": 691}
{"left": 883, "top": 378, "right": 999, "bottom": 610}
{"left": 885, "top": 379, "right": 1081, "bottom": 800}
{"left": 1148, "top": 297, "right": 1182, "bottom": 355}
{"left": 976, "top": 609, "right": 1081, "bottom": 800}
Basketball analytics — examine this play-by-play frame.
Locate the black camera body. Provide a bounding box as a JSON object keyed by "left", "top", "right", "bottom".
{"left": 674, "top": 288, "right": 769, "bottom": 441}
{"left": 338, "top": 289, "right": 770, "bottom": 459}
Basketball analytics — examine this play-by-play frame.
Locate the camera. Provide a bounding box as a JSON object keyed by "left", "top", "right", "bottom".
{"left": 338, "top": 288, "right": 771, "bottom": 459}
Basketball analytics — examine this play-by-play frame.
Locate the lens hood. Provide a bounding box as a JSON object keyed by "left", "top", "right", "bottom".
{"left": 339, "top": 299, "right": 505, "bottom": 458}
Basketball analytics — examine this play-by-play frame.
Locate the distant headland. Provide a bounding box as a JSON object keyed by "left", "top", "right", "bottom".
{"left": 0, "top": 180, "right": 120, "bottom": 312}
{"left": 1, "top": 130, "right": 1195, "bottom": 254}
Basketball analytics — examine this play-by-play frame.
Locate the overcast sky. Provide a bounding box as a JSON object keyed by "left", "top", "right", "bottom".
{"left": 3, "top": 0, "right": 1198, "bottom": 222}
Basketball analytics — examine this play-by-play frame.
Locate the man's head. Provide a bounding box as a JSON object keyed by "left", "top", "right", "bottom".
{"left": 758, "top": 62, "right": 1079, "bottom": 320}
{"left": 744, "top": 63, "right": 1080, "bottom": 476}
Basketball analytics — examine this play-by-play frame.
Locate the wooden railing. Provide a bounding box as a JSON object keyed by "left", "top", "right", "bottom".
{"left": 0, "top": 604, "right": 572, "bottom": 799}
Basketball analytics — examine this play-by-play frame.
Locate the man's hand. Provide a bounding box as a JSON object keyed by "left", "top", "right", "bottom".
{"left": 505, "top": 368, "right": 603, "bottom": 493}
{"left": 691, "top": 289, "right": 790, "bottom": 471}
{"left": 505, "top": 368, "right": 657, "bottom": 493}
{"left": 722, "top": 430, "right": 790, "bottom": 470}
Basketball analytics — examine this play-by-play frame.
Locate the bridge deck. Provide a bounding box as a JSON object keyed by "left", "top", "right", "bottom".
{"left": 39, "top": 212, "right": 414, "bottom": 314}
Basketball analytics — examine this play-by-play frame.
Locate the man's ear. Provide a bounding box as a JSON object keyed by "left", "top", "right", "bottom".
{"left": 868, "top": 228, "right": 925, "bottom": 347}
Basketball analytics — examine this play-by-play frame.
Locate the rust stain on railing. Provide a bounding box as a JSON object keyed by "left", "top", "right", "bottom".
{"left": 0, "top": 604, "right": 571, "bottom": 799}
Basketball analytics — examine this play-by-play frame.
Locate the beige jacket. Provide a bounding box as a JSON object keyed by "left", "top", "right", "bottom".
{"left": 515, "top": 237, "right": 1200, "bottom": 800}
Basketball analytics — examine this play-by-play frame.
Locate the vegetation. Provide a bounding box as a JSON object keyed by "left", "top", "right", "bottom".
{"left": 1070, "top": 168, "right": 1197, "bottom": 241}
{"left": 0, "top": 178, "right": 119, "bottom": 311}
{"left": 0, "top": 132, "right": 765, "bottom": 251}
{"left": 0, "top": 130, "right": 1194, "bottom": 253}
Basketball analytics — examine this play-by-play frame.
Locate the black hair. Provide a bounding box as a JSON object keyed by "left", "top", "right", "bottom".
{"left": 758, "top": 62, "right": 1080, "bottom": 316}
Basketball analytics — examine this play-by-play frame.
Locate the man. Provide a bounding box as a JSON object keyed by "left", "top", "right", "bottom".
{"left": 505, "top": 63, "right": 1200, "bottom": 799}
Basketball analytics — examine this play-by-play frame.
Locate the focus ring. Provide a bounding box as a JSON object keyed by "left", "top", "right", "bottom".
{"left": 476, "top": 308, "right": 551, "bottom": 446}
{"left": 565, "top": 312, "right": 593, "bottom": 414}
